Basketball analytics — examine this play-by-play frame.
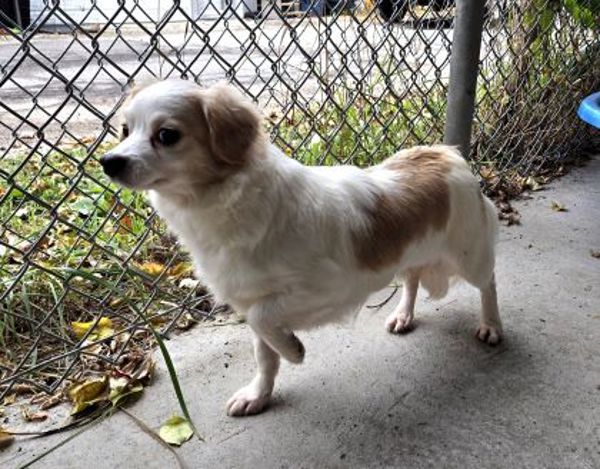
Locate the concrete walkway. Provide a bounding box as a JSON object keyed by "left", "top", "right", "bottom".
{"left": 4, "top": 157, "right": 600, "bottom": 468}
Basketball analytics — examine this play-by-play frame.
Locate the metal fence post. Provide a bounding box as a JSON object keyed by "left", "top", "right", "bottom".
{"left": 443, "top": 0, "right": 486, "bottom": 158}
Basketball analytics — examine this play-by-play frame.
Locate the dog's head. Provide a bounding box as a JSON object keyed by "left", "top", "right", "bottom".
{"left": 100, "top": 80, "right": 263, "bottom": 194}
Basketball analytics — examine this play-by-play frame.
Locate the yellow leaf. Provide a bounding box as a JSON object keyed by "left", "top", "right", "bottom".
{"left": 109, "top": 297, "right": 127, "bottom": 308}
{"left": 136, "top": 261, "right": 165, "bottom": 276}
{"left": 68, "top": 376, "right": 109, "bottom": 414}
{"left": 109, "top": 377, "right": 144, "bottom": 407}
{"left": 168, "top": 262, "right": 193, "bottom": 278}
{"left": 2, "top": 394, "right": 16, "bottom": 406}
{"left": 551, "top": 200, "right": 567, "bottom": 212}
{"left": 71, "top": 317, "right": 114, "bottom": 341}
{"left": 524, "top": 176, "right": 543, "bottom": 191}
{"left": 159, "top": 415, "right": 194, "bottom": 446}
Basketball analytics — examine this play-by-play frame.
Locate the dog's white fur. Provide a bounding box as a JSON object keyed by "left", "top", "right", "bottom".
{"left": 102, "top": 79, "right": 502, "bottom": 417}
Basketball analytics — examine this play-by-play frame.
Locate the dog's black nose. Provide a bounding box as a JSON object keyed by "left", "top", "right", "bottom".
{"left": 100, "top": 155, "right": 128, "bottom": 178}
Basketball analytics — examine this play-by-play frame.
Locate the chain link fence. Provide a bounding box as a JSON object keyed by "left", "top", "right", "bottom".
{"left": 0, "top": 0, "right": 598, "bottom": 400}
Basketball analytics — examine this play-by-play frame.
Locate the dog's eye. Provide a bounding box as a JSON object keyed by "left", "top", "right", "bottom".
{"left": 157, "top": 128, "right": 181, "bottom": 147}
{"left": 120, "top": 124, "right": 129, "bottom": 140}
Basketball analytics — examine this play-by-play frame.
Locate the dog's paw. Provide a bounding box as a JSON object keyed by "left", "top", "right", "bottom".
{"left": 385, "top": 311, "right": 414, "bottom": 334}
{"left": 226, "top": 385, "right": 271, "bottom": 417}
{"left": 476, "top": 323, "right": 502, "bottom": 345}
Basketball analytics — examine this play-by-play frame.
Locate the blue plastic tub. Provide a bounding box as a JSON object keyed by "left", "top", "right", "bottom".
{"left": 577, "top": 91, "right": 600, "bottom": 129}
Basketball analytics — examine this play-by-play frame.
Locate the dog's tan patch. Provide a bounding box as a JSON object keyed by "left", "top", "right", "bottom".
{"left": 354, "top": 146, "right": 452, "bottom": 270}
{"left": 197, "top": 84, "right": 265, "bottom": 167}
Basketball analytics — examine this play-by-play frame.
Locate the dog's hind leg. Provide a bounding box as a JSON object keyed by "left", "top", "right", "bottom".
{"left": 455, "top": 238, "right": 502, "bottom": 345}
{"left": 227, "top": 334, "right": 280, "bottom": 416}
{"left": 385, "top": 268, "right": 419, "bottom": 334}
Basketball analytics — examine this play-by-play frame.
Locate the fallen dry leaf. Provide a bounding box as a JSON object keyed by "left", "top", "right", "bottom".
{"left": 137, "top": 261, "right": 166, "bottom": 277}
{"left": 117, "top": 351, "right": 146, "bottom": 377}
{"left": 71, "top": 317, "right": 114, "bottom": 341}
{"left": 109, "top": 297, "right": 128, "bottom": 308}
{"left": 0, "top": 429, "right": 14, "bottom": 450}
{"left": 68, "top": 376, "right": 109, "bottom": 414}
{"left": 109, "top": 377, "right": 144, "bottom": 407}
{"left": 119, "top": 214, "right": 133, "bottom": 230}
{"left": 132, "top": 357, "right": 155, "bottom": 383}
{"left": 523, "top": 176, "right": 543, "bottom": 191}
{"left": 149, "top": 316, "right": 168, "bottom": 327}
{"left": 499, "top": 211, "right": 521, "bottom": 226}
{"left": 38, "top": 394, "right": 63, "bottom": 410}
{"left": 479, "top": 165, "right": 500, "bottom": 184}
{"left": 168, "top": 262, "right": 193, "bottom": 278}
{"left": 21, "top": 407, "right": 49, "bottom": 422}
{"left": 3, "top": 394, "right": 16, "bottom": 406}
{"left": 175, "top": 312, "right": 197, "bottom": 331}
{"left": 551, "top": 200, "right": 567, "bottom": 212}
{"left": 80, "top": 135, "right": 96, "bottom": 145}
{"left": 13, "top": 383, "right": 36, "bottom": 395}
{"left": 159, "top": 415, "right": 194, "bottom": 446}
{"left": 494, "top": 191, "right": 521, "bottom": 226}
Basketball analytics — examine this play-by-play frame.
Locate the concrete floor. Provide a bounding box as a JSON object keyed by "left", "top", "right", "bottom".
{"left": 3, "top": 157, "right": 600, "bottom": 468}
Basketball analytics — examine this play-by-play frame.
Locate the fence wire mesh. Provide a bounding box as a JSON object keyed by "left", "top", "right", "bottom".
{"left": 0, "top": 0, "right": 598, "bottom": 400}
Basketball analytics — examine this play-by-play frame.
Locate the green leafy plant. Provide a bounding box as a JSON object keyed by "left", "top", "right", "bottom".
{"left": 473, "top": 0, "right": 599, "bottom": 182}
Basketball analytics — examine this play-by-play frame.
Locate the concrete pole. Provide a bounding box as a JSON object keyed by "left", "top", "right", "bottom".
{"left": 443, "top": 0, "right": 487, "bottom": 158}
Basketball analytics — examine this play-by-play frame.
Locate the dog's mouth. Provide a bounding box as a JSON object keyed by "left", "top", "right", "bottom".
{"left": 108, "top": 174, "right": 167, "bottom": 191}
{"left": 148, "top": 177, "right": 167, "bottom": 187}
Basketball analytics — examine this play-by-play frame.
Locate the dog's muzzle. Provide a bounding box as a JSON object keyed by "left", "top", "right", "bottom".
{"left": 100, "top": 154, "right": 128, "bottom": 178}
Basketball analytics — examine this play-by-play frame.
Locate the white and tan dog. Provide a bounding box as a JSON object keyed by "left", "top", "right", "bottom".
{"left": 101, "top": 79, "right": 502, "bottom": 417}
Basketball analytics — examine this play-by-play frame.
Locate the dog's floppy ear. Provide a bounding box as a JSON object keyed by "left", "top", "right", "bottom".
{"left": 199, "top": 83, "right": 263, "bottom": 166}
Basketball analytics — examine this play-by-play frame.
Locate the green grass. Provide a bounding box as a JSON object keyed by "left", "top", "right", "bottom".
{"left": 472, "top": 7, "right": 600, "bottom": 177}
{"left": 0, "top": 142, "right": 196, "bottom": 377}
{"left": 272, "top": 84, "right": 448, "bottom": 168}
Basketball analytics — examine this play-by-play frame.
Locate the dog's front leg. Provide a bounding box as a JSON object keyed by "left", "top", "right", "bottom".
{"left": 226, "top": 301, "right": 305, "bottom": 416}
{"left": 245, "top": 301, "right": 305, "bottom": 364}
{"left": 227, "top": 334, "right": 280, "bottom": 416}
